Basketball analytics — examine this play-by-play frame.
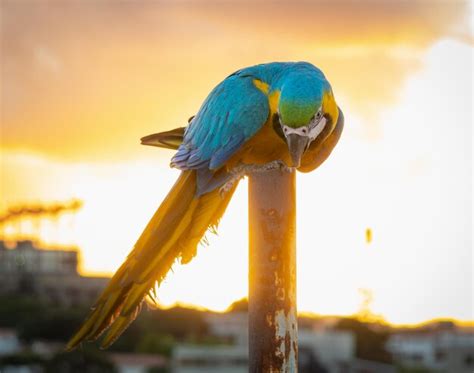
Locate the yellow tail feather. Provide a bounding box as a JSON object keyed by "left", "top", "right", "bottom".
{"left": 66, "top": 170, "right": 238, "bottom": 351}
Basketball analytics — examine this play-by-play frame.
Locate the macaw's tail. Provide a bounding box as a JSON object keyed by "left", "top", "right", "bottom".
{"left": 140, "top": 127, "right": 185, "bottom": 150}
{"left": 66, "top": 170, "right": 237, "bottom": 350}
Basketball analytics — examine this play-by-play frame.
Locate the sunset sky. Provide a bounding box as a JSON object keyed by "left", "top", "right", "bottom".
{"left": 1, "top": 0, "right": 472, "bottom": 325}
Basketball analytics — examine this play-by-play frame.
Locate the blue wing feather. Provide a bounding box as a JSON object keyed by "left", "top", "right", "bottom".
{"left": 171, "top": 73, "right": 269, "bottom": 171}
{"left": 209, "top": 134, "right": 245, "bottom": 169}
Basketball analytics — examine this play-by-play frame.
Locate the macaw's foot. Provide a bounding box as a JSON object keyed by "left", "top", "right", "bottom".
{"left": 232, "top": 160, "right": 294, "bottom": 175}
{"left": 219, "top": 173, "right": 242, "bottom": 197}
{"left": 258, "top": 160, "right": 294, "bottom": 173}
{"left": 220, "top": 160, "right": 293, "bottom": 196}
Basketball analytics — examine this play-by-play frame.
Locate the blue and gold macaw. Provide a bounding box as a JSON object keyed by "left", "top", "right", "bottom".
{"left": 67, "top": 61, "right": 343, "bottom": 350}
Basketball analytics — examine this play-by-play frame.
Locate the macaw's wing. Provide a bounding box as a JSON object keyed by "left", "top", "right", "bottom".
{"left": 170, "top": 73, "right": 270, "bottom": 172}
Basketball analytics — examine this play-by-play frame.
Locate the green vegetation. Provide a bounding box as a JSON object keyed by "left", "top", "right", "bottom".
{"left": 0, "top": 295, "right": 223, "bottom": 371}
{"left": 0, "top": 295, "right": 50, "bottom": 328}
{"left": 0, "top": 295, "right": 224, "bottom": 356}
{"left": 45, "top": 349, "right": 116, "bottom": 373}
{"left": 136, "top": 333, "right": 175, "bottom": 356}
{"left": 0, "top": 352, "right": 44, "bottom": 366}
{"left": 1, "top": 295, "right": 402, "bottom": 371}
{"left": 335, "top": 317, "right": 392, "bottom": 363}
{"left": 396, "top": 366, "right": 431, "bottom": 373}
{"left": 227, "top": 297, "right": 248, "bottom": 312}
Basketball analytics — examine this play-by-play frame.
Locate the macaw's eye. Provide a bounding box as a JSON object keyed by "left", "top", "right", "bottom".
{"left": 314, "top": 110, "right": 322, "bottom": 121}
{"left": 283, "top": 127, "right": 288, "bottom": 133}
{"left": 301, "top": 128, "right": 307, "bottom": 134}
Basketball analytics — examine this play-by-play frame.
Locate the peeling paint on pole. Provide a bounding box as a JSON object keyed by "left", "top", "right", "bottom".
{"left": 248, "top": 168, "right": 298, "bottom": 372}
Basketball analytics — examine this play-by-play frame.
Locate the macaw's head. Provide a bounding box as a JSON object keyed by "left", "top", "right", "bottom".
{"left": 277, "top": 67, "right": 339, "bottom": 167}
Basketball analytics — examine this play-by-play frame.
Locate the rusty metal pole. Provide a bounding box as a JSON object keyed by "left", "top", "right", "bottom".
{"left": 248, "top": 168, "right": 298, "bottom": 372}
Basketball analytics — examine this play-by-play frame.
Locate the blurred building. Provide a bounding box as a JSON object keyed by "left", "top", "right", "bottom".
{"left": 108, "top": 353, "right": 168, "bottom": 373}
{"left": 172, "top": 312, "right": 357, "bottom": 373}
{"left": 387, "top": 329, "right": 474, "bottom": 373}
{"left": 341, "top": 359, "right": 396, "bottom": 373}
{"left": 0, "top": 329, "right": 21, "bottom": 357}
{"left": 172, "top": 344, "right": 247, "bottom": 373}
{"left": 0, "top": 240, "right": 109, "bottom": 306}
{"left": 206, "top": 312, "right": 248, "bottom": 345}
{"left": 299, "top": 328, "right": 354, "bottom": 372}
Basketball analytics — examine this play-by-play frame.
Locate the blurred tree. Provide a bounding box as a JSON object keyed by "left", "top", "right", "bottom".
{"left": 140, "top": 306, "right": 208, "bottom": 339}
{"left": 45, "top": 349, "right": 116, "bottom": 373}
{"left": 0, "top": 352, "right": 44, "bottom": 367}
{"left": 108, "top": 306, "right": 209, "bottom": 353}
{"left": 335, "top": 317, "right": 392, "bottom": 363}
{"left": 148, "top": 367, "right": 170, "bottom": 373}
{"left": 396, "top": 366, "right": 431, "bottom": 373}
{"left": 226, "top": 298, "right": 248, "bottom": 312}
{"left": 0, "top": 296, "right": 47, "bottom": 328}
{"left": 136, "top": 333, "right": 175, "bottom": 356}
{"left": 18, "top": 308, "right": 87, "bottom": 343}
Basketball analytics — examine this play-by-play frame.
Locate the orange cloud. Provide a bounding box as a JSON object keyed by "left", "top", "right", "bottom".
{"left": 1, "top": 1, "right": 470, "bottom": 159}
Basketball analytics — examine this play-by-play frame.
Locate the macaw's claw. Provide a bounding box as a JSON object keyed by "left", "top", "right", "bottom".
{"left": 231, "top": 160, "right": 294, "bottom": 177}
{"left": 219, "top": 175, "right": 241, "bottom": 197}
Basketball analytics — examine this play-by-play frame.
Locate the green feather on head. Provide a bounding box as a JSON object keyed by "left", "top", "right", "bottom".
{"left": 278, "top": 66, "right": 329, "bottom": 128}
{"left": 279, "top": 100, "right": 319, "bottom": 128}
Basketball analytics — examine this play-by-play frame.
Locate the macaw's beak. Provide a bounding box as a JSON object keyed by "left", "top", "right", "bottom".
{"left": 286, "top": 134, "right": 309, "bottom": 168}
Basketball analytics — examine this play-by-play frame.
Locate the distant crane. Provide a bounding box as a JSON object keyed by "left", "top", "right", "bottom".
{"left": 0, "top": 199, "right": 82, "bottom": 243}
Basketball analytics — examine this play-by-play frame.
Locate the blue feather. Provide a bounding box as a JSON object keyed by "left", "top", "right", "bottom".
{"left": 172, "top": 73, "right": 269, "bottom": 171}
